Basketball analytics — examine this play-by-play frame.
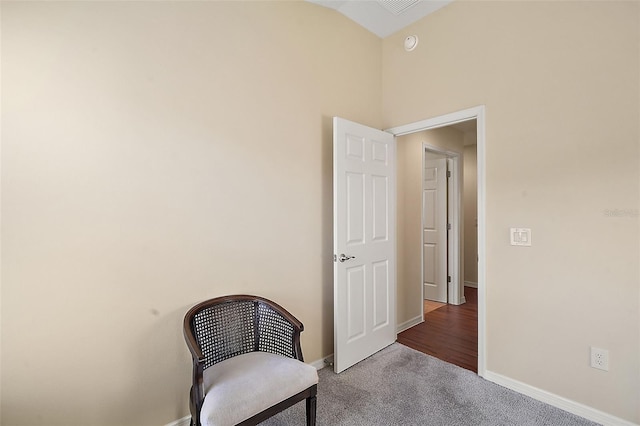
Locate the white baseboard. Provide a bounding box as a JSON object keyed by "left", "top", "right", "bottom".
{"left": 165, "top": 415, "right": 190, "bottom": 426}
{"left": 309, "top": 355, "right": 332, "bottom": 370}
{"left": 484, "top": 370, "right": 638, "bottom": 426}
{"left": 397, "top": 315, "right": 423, "bottom": 333}
{"left": 464, "top": 281, "right": 478, "bottom": 288}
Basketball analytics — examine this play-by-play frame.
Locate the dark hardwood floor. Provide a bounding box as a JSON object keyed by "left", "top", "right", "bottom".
{"left": 397, "top": 287, "right": 478, "bottom": 373}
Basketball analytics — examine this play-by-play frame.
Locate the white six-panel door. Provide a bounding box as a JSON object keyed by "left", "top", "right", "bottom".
{"left": 333, "top": 117, "right": 396, "bottom": 373}
{"left": 423, "top": 157, "right": 447, "bottom": 303}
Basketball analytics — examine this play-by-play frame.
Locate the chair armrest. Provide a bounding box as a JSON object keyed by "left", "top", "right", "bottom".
{"left": 257, "top": 297, "right": 304, "bottom": 332}
{"left": 253, "top": 297, "right": 306, "bottom": 362}
{"left": 183, "top": 321, "right": 205, "bottom": 363}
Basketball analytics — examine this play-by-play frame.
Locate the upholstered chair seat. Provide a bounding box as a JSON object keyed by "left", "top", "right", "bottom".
{"left": 201, "top": 352, "right": 318, "bottom": 426}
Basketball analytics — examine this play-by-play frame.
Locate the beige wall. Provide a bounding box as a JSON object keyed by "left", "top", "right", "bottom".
{"left": 3, "top": 1, "right": 640, "bottom": 425}
{"left": 1, "top": 2, "right": 382, "bottom": 425}
{"left": 397, "top": 127, "right": 464, "bottom": 325}
{"left": 384, "top": 1, "right": 640, "bottom": 422}
{"left": 463, "top": 143, "right": 478, "bottom": 284}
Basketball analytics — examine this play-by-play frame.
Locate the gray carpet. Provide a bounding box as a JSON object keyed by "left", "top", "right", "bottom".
{"left": 262, "top": 343, "right": 600, "bottom": 426}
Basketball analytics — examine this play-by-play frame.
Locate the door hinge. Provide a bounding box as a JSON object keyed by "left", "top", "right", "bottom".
{"left": 447, "top": 171, "right": 451, "bottom": 178}
{"left": 447, "top": 276, "right": 451, "bottom": 283}
{"left": 447, "top": 223, "right": 452, "bottom": 230}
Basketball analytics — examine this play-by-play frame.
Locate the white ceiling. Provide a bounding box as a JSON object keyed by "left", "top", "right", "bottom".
{"left": 306, "top": 0, "right": 454, "bottom": 38}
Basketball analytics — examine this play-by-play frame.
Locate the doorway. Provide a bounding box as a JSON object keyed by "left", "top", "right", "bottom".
{"left": 420, "top": 120, "right": 478, "bottom": 310}
{"left": 387, "top": 106, "right": 485, "bottom": 376}
{"left": 396, "top": 121, "right": 478, "bottom": 373}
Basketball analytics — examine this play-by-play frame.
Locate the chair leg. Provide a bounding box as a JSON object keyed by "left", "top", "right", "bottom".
{"left": 189, "top": 387, "right": 200, "bottom": 426}
{"left": 306, "top": 395, "right": 317, "bottom": 426}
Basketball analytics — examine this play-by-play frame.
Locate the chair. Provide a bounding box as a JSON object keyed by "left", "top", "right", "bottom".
{"left": 183, "top": 295, "right": 318, "bottom": 426}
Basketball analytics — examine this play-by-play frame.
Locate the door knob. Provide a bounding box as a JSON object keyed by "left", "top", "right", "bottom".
{"left": 337, "top": 253, "right": 356, "bottom": 263}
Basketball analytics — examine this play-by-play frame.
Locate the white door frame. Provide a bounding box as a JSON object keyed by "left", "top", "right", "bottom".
{"left": 386, "top": 105, "right": 486, "bottom": 377}
{"left": 422, "top": 146, "right": 462, "bottom": 306}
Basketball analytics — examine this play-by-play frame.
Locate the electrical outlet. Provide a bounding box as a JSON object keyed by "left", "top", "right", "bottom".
{"left": 590, "top": 347, "right": 609, "bottom": 371}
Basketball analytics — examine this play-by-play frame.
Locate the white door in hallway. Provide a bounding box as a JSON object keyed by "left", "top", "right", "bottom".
{"left": 423, "top": 157, "right": 447, "bottom": 303}
{"left": 333, "top": 117, "right": 396, "bottom": 373}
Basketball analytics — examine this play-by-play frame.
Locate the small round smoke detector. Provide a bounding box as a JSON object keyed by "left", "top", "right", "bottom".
{"left": 404, "top": 35, "right": 419, "bottom": 52}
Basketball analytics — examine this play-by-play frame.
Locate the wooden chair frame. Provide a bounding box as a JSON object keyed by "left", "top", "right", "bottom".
{"left": 183, "top": 295, "right": 317, "bottom": 426}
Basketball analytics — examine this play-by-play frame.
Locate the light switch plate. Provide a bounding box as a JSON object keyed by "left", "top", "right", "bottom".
{"left": 510, "top": 228, "right": 531, "bottom": 246}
